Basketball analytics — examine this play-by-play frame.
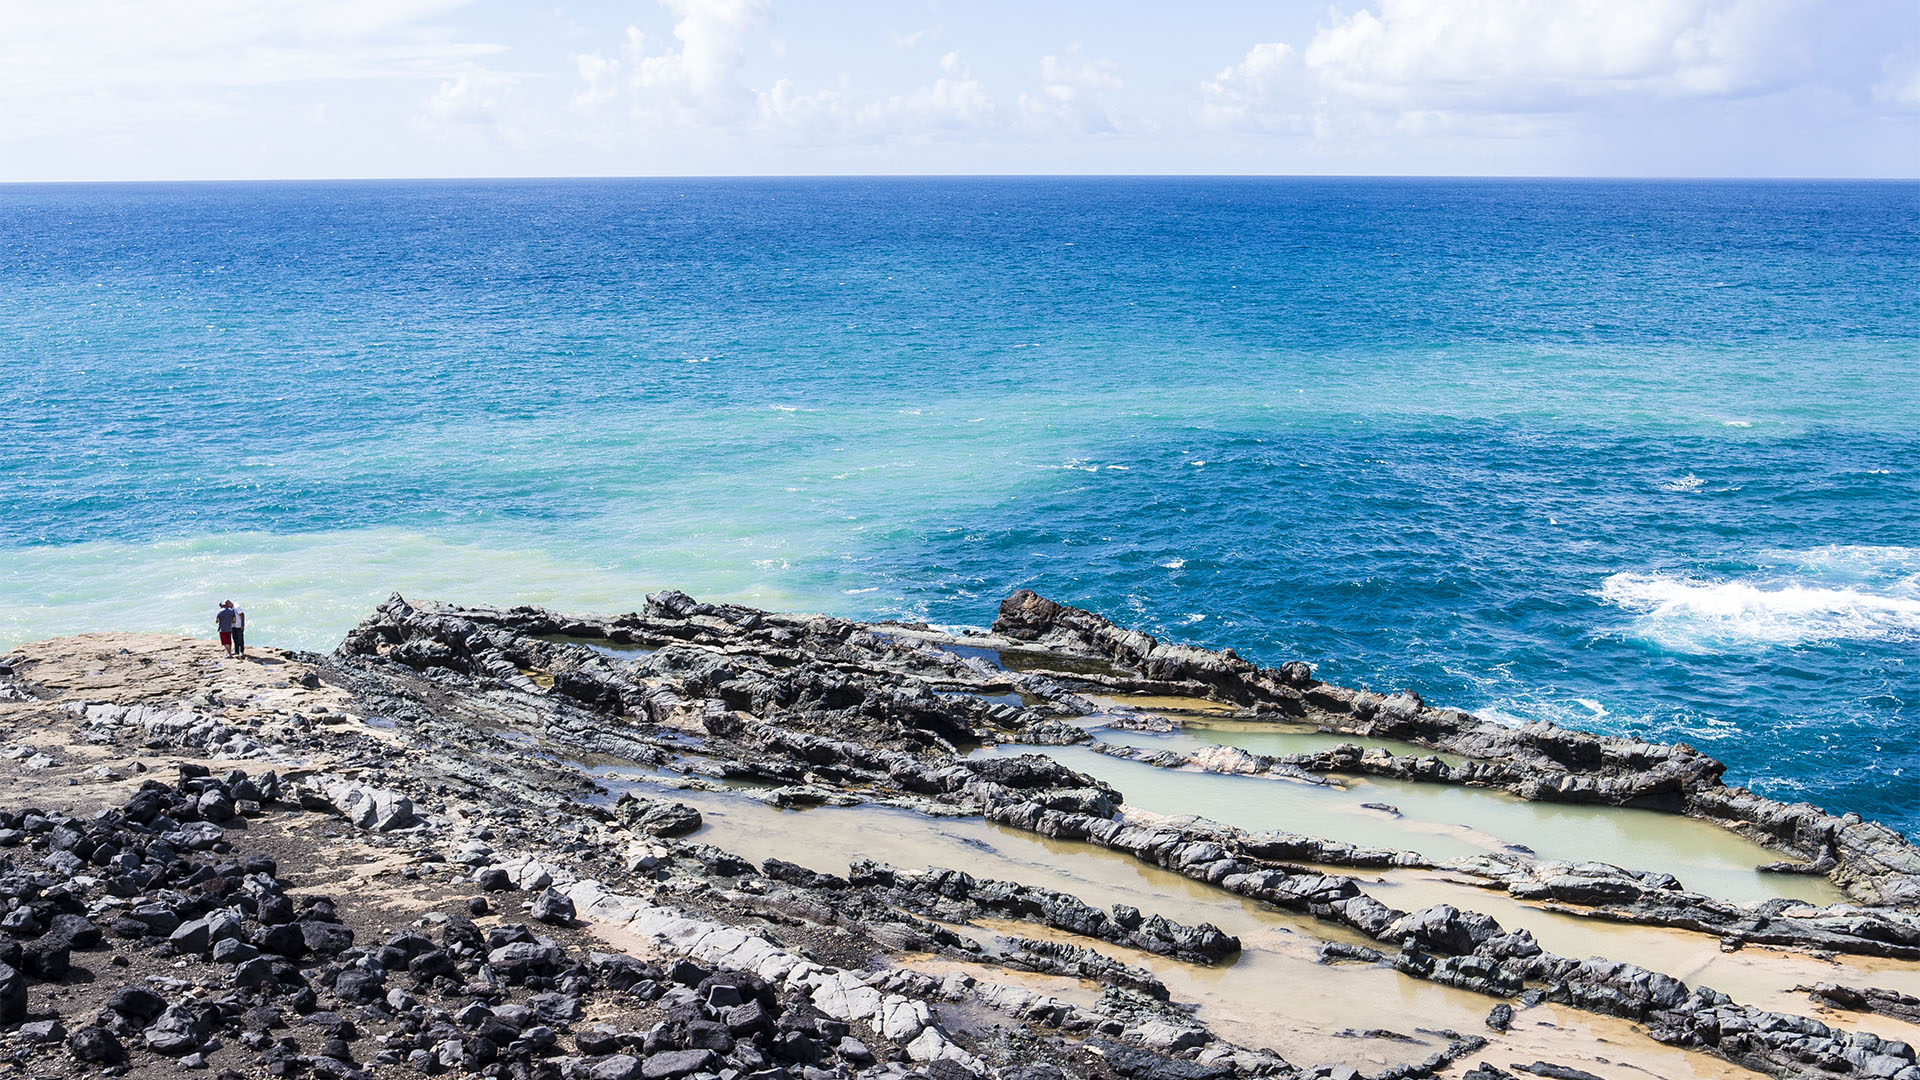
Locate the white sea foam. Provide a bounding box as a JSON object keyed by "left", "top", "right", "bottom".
{"left": 1599, "top": 552, "right": 1920, "bottom": 651}
{"left": 1160, "top": 558, "right": 1185, "bottom": 569}
{"left": 1662, "top": 473, "right": 1706, "bottom": 492}
{"left": 1473, "top": 705, "right": 1533, "bottom": 729}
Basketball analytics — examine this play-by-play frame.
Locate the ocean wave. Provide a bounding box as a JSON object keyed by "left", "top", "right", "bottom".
{"left": 1758, "top": 544, "right": 1920, "bottom": 579}
{"left": 1599, "top": 566, "right": 1920, "bottom": 651}
{"left": 1472, "top": 697, "right": 1632, "bottom": 731}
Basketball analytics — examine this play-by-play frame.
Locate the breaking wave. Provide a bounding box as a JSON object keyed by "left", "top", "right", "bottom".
{"left": 1600, "top": 548, "right": 1920, "bottom": 651}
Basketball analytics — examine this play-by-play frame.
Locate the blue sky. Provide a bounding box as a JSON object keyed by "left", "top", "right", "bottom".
{"left": 3, "top": 1, "right": 1917, "bottom": 180}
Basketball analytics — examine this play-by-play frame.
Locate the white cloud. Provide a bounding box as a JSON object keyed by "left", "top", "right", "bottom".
{"left": 570, "top": 52, "right": 623, "bottom": 113}
{"left": 1305, "top": 0, "right": 1808, "bottom": 103}
{"left": 756, "top": 79, "right": 858, "bottom": 133}
{"left": 1019, "top": 53, "right": 1127, "bottom": 133}
{"left": 869, "top": 51, "right": 996, "bottom": 133}
{"left": 413, "top": 67, "right": 522, "bottom": 141}
{"left": 1200, "top": 43, "right": 1309, "bottom": 134}
{"left": 756, "top": 50, "right": 995, "bottom": 140}
{"left": 626, "top": 0, "right": 770, "bottom": 124}
{"left": 1202, "top": 0, "right": 1827, "bottom": 136}
{"left": 570, "top": 6, "right": 997, "bottom": 143}
{"left": 1878, "top": 53, "right": 1920, "bottom": 110}
{"left": 890, "top": 29, "right": 931, "bottom": 50}
{"left": 0, "top": 0, "right": 504, "bottom": 139}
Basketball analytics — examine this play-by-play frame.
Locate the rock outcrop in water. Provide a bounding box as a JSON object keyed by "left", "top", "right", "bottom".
{"left": 1, "top": 591, "right": 1918, "bottom": 1080}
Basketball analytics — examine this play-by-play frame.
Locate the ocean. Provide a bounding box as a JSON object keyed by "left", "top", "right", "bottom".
{"left": 2, "top": 177, "right": 1916, "bottom": 833}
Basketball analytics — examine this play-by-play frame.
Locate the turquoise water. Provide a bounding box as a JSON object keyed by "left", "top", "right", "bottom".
{"left": 2, "top": 178, "right": 1916, "bottom": 832}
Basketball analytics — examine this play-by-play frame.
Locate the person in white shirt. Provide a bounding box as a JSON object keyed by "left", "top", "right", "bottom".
{"left": 227, "top": 601, "right": 247, "bottom": 658}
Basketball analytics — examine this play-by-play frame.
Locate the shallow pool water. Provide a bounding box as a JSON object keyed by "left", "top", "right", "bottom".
{"left": 976, "top": 743, "right": 1844, "bottom": 906}
{"left": 608, "top": 778, "right": 1795, "bottom": 1078}
{"left": 536, "top": 634, "right": 659, "bottom": 660}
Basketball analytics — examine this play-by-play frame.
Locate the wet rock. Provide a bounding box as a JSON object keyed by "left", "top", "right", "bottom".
{"left": 1084, "top": 1038, "right": 1232, "bottom": 1079}
{"left": 1801, "top": 982, "right": 1920, "bottom": 1023}
{"left": 1514, "top": 1065, "right": 1605, "bottom": 1080}
{"left": 1386, "top": 905, "right": 1503, "bottom": 955}
{"left": 855, "top": 859, "right": 1239, "bottom": 964}
{"left": 616, "top": 795, "right": 704, "bottom": 838}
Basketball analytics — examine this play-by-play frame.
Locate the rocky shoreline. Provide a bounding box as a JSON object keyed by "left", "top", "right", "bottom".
{"left": 1, "top": 590, "right": 1918, "bottom": 1080}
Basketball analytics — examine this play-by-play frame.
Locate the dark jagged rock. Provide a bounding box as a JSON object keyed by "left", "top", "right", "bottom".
{"left": 614, "top": 795, "right": 703, "bottom": 838}
{"left": 1801, "top": 982, "right": 1920, "bottom": 1023}
{"left": 849, "top": 859, "right": 1240, "bottom": 964}
{"left": 1514, "top": 1065, "right": 1606, "bottom": 1080}
{"left": 9, "top": 590, "right": 1920, "bottom": 1080}
{"left": 989, "top": 591, "right": 1920, "bottom": 907}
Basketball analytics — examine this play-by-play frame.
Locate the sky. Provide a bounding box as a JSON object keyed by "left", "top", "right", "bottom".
{"left": 2, "top": 0, "right": 1917, "bottom": 181}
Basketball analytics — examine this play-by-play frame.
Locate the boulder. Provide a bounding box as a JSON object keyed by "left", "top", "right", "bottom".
{"left": 309, "top": 776, "right": 418, "bottom": 831}
{"left": 530, "top": 887, "right": 576, "bottom": 925}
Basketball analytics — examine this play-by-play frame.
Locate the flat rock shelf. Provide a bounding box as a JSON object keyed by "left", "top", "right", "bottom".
{"left": 1, "top": 589, "right": 1917, "bottom": 1080}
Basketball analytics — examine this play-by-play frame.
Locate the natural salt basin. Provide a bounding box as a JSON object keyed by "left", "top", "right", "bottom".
{"left": 1094, "top": 713, "right": 1471, "bottom": 766}
{"left": 534, "top": 634, "right": 658, "bottom": 659}
{"left": 1366, "top": 869, "right": 1920, "bottom": 1048}
{"left": 938, "top": 689, "right": 1030, "bottom": 709}
{"left": 996, "top": 743, "right": 1844, "bottom": 907}
{"left": 1081, "top": 693, "right": 1243, "bottom": 716}
{"left": 961, "top": 919, "right": 1759, "bottom": 1080}
{"left": 603, "top": 779, "right": 1762, "bottom": 1078}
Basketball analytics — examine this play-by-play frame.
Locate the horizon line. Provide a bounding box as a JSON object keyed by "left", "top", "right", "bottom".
{"left": 5, "top": 172, "right": 1919, "bottom": 186}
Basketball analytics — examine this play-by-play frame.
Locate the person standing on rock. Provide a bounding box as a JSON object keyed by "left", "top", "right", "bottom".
{"left": 215, "top": 600, "right": 238, "bottom": 656}
{"left": 229, "top": 600, "right": 247, "bottom": 658}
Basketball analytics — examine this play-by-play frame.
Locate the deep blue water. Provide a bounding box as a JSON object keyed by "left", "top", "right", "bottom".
{"left": 2, "top": 178, "right": 1917, "bottom": 832}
